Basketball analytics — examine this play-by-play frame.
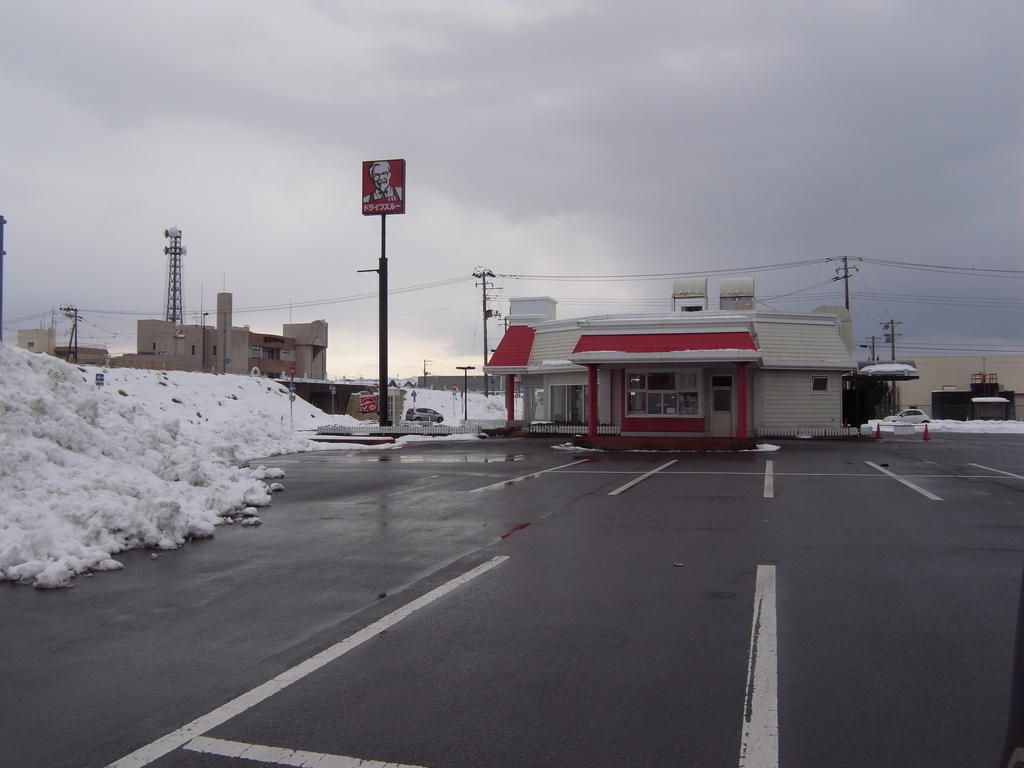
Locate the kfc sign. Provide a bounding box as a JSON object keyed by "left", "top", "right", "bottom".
{"left": 362, "top": 159, "right": 406, "bottom": 215}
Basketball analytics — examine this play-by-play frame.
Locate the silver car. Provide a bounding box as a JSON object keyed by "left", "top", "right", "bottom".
{"left": 405, "top": 407, "right": 444, "bottom": 423}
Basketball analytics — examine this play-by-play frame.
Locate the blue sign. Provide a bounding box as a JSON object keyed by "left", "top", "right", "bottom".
{"left": 288, "top": 383, "right": 296, "bottom": 392}
{"left": 95, "top": 373, "right": 105, "bottom": 386}
{"left": 329, "top": 385, "right": 336, "bottom": 394}
{"left": 411, "top": 390, "right": 417, "bottom": 402}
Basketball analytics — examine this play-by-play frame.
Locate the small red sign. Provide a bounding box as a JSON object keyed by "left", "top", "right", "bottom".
{"left": 362, "top": 159, "right": 406, "bottom": 215}
{"left": 287, "top": 365, "right": 297, "bottom": 379}
{"left": 359, "top": 394, "right": 378, "bottom": 413}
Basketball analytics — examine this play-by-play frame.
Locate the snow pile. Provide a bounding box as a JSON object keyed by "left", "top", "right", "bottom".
{"left": 863, "top": 419, "right": 1024, "bottom": 434}
{"left": 87, "top": 363, "right": 361, "bottom": 462}
{"left": 0, "top": 344, "right": 338, "bottom": 588}
{"left": 402, "top": 386, "right": 510, "bottom": 422}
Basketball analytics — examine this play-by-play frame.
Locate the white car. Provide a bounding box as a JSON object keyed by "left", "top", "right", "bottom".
{"left": 883, "top": 408, "right": 931, "bottom": 424}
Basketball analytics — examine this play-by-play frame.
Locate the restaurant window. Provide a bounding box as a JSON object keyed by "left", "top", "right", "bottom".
{"left": 627, "top": 371, "right": 700, "bottom": 416}
{"left": 550, "top": 384, "right": 587, "bottom": 423}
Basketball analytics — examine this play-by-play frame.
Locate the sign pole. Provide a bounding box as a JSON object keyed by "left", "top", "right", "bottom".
{"left": 361, "top": 158, "right": 404, "bottom": 428}
{"left": 378, "top": 214, "right": 389, "bottom": 426}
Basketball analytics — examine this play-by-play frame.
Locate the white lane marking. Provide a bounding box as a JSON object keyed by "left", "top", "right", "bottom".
{"left": 970, "top": 463, "right": 1024, "bottom": 481}
{"left": 104, "top": 556, "right": 509, "bottom": 768}
{"left": 763, "top": 461, "right": 774, "bottom": 499}
{"left": 184, "top": 736, "right": 428, "bottom": 767}
{"left": 739, "top": 564, "right": 779, "bottom": 768}
{"left": 607, "top": 459, "right": 678, "bottom": 496}
{"left": 866, "top": 462, "right": 943, "bottom": 501}
{"left": 469, "top": 459, "right": 590, "bottom": 492}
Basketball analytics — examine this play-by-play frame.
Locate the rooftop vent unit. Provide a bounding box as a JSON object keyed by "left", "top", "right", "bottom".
{"left": 719, "top": 277, "right": 755, "bottom": 310}
{"left": 672, "top": 278, "right": 707, "bottom": 312}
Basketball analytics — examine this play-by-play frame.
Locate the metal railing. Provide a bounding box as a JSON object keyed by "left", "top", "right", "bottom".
{"left": 528, "top": 424, "right": 621, "bottom": 435}
{"left": 754, "top": 426, "right": 862, "bottom": 438}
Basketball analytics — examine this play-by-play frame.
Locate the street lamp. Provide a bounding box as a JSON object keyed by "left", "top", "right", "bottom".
{"left": 456, "top": 365, "right": 476, "bottom": 422}
{"left": 202, "top": 312, "right": 210, "bottom": 371}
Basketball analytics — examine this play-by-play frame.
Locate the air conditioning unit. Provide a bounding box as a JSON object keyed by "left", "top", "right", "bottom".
{"left": 719, "top": 277, "right": 755, "bottom": 310}
{"left": 672, "top": 278, "right": 707, "bottom": 312}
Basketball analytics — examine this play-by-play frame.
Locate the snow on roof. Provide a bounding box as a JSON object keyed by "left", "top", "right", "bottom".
{"left": 859, "top": 363, "right": 918, "bottom": 374}
{"left": 971, "top": 396, "right": 1010, "bottom": 403}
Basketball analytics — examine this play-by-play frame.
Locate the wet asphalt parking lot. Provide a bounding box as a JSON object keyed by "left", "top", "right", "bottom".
{"left": 3, "top": 433, "right": 1024, "bottom": 768}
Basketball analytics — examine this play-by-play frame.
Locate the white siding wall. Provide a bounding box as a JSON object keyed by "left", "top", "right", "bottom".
{"left": 755, "top": 321, "right": 851, "bottom": 364}
{"left": 756, "top": 370, "right": 843, "bottom": 427}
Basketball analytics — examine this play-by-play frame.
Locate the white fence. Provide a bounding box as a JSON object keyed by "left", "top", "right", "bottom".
{"left": 528, "top": 424, "right": 621, "bottom": 435}
{"left": 316, "top": 424, "right": 479, "bottom": 436}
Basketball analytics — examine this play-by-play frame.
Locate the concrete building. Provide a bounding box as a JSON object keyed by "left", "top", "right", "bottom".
{"left": 17, "top": 328, "right": 108, "bottom": 364}
{"left": 283, "top": 320, "right": 328, "bottom": 380}
{"left": 895, "top": 356, "right": 1023, "bottom": 413}
{"left": 16, "top": 328, "right": 56, "bottom": 355}
{"left": 113, "top": 292, "right": 328, "bottom": 378}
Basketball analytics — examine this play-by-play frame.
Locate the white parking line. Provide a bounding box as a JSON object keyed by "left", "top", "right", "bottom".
{"left": 970, "top": 463, "right": 1024, "bottom": 481}
{"left": 739, "top": 565, "right": 778, "bottom": 768}
{"left": 866, "top": 462, "right": 943, "bottom": 501}
{"left": 763, "top": 461, "right": 774, "bottom": 499}
{"left": 103, "top": 556, "right": 509, "bottom": 768}
{"left": 607, "top": 460, "right": 678, "bottom": 496}
{"left": 469, "top": 459, "right": 590, "bottom": 492}
{"left": 184, "top": 735, "right": 428, "bottom": 767}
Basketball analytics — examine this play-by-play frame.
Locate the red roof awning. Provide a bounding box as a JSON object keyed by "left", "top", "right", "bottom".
{"left": 487, "top": 326, "right": 536, "bottom": 367}
{"left": 572, "top": 332, "right": 757, "bottom": 354}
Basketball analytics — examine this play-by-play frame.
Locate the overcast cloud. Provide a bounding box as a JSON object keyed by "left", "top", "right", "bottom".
{"left": 2, "top": 0, "right": 1021, "bottom": 378}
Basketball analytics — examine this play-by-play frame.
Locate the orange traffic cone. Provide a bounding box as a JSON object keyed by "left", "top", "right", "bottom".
{"left": 874, "top": 422, "right": 882, "bottom": 439}
{"left": 922, "top": 422, "right": 931, "bottom": 441}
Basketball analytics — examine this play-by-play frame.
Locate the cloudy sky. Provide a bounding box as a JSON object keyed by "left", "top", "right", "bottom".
{"left": 2, "top": 0, "right": 1021, "bottom": 379}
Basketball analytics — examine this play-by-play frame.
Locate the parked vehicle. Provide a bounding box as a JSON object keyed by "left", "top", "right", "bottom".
{"left": 405, "top": 407, "right": 444, "bottom": 423}
{"left": 883, "top": 408, "right": 931, "bottom": 424}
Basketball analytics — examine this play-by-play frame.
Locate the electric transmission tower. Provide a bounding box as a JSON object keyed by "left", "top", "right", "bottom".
{"left": 163, "top": 227, "right": 186, "bottom": 325}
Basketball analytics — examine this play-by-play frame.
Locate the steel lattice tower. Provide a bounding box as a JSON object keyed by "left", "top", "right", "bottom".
{"left": 163, "top": 227, "right": 186, "bottom": 324}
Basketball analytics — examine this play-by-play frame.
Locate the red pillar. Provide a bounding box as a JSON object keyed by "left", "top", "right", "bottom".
{"left": 587, "top": 364, "right": 599, "bottom": 438}
{"left": 735, "top": 362, "right": 749, "bottom": 439}
{"left": 505, "top": 374, "right": 516, "bottom": 424}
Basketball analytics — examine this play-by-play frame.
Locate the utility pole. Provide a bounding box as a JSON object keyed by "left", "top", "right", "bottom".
{"left": 882, "top": 319, "right": 901, "bottom": 361}
{"left": 0, "top": 215, "right": 6, "bottom": 342}
{"left": 60, "top": 305, "right": 80, "bottom": 362}
{"left": 473, "top": 267, "right": 497, "bottom": 396}
{"left": 828, "top": 255, "right": 859, "bottom": 311}
{"left": 422, "top": 359, "right": 431, "bottom": 389}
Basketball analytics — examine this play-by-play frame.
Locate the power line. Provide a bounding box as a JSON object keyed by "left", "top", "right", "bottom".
{"left": 858, "top": 257, "right": 1024, "bottom": 277}
{"left": 497, "top": 259, "right": 824, "bottom": 282}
